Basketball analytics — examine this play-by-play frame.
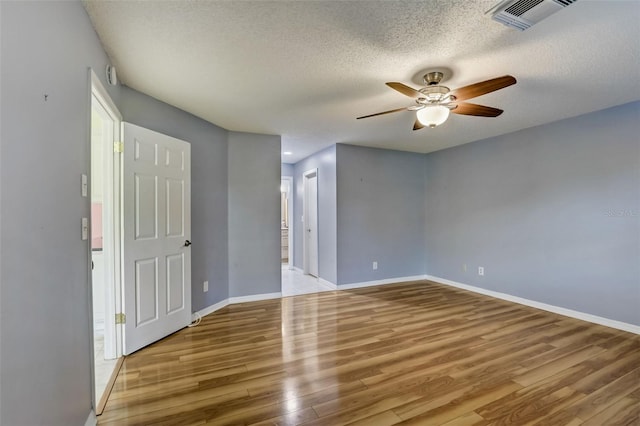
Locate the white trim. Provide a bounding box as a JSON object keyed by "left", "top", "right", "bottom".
{"left": 230, "top": 292, "right": 282, "bottom": 304}
{"left": 319, "top": 278, "right": 337, "bottom": 290}
{"left": 190, "top": 292, "right": 285, "bottom": 321}
{"left": 90, "top": 70, "right": 122, "bottom": 121}
{"left": 425, "top": 275, "right": 640, "bottom": 335}
{"left": 93, "top": 318, "right": 105, "bottom": 332}
{"left": 281, "top": 176, "right": 294, "bottom": 270}
{"left": 339, "top": 275, "right": 428, "bottom": 290}
{"left": 88, "top": 68, "right": 124, "bottom": 414}
{"left": 84, "top": 410, "right": 97, "bottom": 426}
{"left": 302, "top": 168, "right": 318, "bottom": 276}
{"left": 293, "top": 266, "right": 304, "bottom": 274}
{"left": 192, "top": 299, "right": 229, "bottom": 321}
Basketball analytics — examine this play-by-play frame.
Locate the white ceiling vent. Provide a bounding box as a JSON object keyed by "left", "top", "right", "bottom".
{"left": 487, "top": 0, "right": 578, "bottom": 31}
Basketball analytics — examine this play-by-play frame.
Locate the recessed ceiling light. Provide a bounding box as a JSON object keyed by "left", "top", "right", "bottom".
{"left": 283, "top": 151, "right": 293, "bottom": 155}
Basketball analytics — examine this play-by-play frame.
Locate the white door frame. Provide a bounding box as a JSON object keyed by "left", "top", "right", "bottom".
{"left": 302, "top": 168, "right": 318, "bottom": 276}
{"left": 89, "top": 69, "right": 123, "bottom": 410}
{"left": 281, "top": 176, "right": 294, "bottom": 270}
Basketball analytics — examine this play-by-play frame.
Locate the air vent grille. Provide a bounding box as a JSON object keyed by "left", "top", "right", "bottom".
{"left": 487, "top": 0, "right": 578, "bottom": 31}
{"left": 505, "top": 0, "right": 544, "bottom": 17}
{"left": 554, "top": 0, "right": 577, "bottom": 6}
{"left": 493, "top": 13, "right": 531, "bottom": 30}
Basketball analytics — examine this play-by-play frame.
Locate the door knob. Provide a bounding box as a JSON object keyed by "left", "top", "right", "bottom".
{"left": 184, "top": 240, "right": 192, "bottom": 247}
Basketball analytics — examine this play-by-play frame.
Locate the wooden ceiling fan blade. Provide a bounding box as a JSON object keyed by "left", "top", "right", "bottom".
{"left": 386, "top": 82, "right": 423, "bottom": 98}
{"left": 450, "top": 75, "right": 516, "bottom": 102}
{"left": 413, "top": 120, "right": 425, "bottom": 131}
{"left": 451, "top": 102, "right": 504, "bottom": 117}
{"left": 356, "top": 107, "right": 407, "bottom": 120}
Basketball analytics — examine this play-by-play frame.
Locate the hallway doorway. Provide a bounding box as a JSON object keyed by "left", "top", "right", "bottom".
{"left": 280, "top": 176, "right": 293, "bottom": 268}
{"left": 90, "top": 71, "right": 123, "bottom": 414}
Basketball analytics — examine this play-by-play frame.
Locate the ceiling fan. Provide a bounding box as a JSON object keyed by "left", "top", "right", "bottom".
{"left": 357, "top": 72, "right": 516, "bottom": 130}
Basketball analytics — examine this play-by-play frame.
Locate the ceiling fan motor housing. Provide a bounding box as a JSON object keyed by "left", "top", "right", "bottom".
{"left": 423, "top": 71, "right": 444, "bottom": 85}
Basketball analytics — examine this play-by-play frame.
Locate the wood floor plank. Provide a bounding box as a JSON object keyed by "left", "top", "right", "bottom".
{"left": 579, "top": 396, "right": 640, "bottom": 426}
{"left": 475, "top": 364, "right": 594, "bottom": 421}
{"left": 247, "top": 407, "right": 319, "bottom": 425}
{"left": 483, "top": 385, "right": 587, "bottom": 426}
{"left": 529, "top": 368, "right": 640, "bottom": 425}
{"left": 511, "top": 345, "right": 606, "bottom": 387}
{"left": 395, "top": 380, "right": 523, "bottom": 424}
{"left": 98, "top": 389, "right": 249, "bottom": 424}
{"left": 440, "top": 411, "right": 489, "bottom": 426}
{"left": 344, "top": 410, "right": 403, "bottom": 426}
{"left": 570, "top": 347, "right": 640, "bottom": 394}
{"left": 98, "top": 281, "right": 640, "bottom": 425}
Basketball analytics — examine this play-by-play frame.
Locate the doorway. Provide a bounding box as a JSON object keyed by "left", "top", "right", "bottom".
{"left": 88, "top": 72, "right": 194, "bottom": 414}
{"left": 280, "top": 176, "right": 293, "bottom": 269}
{"left": 90, "top": 70, "right": 123, "bottom": 414}
{"left": 303, "top": 169, "right": 319, "bottom": 277}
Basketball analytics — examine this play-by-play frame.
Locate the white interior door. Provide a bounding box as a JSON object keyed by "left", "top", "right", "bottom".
{"left": 303, "top": 169, "right": 319, "bottom": 277}
{"left": 122, "top": 122, "right": 191, "bottom": 355}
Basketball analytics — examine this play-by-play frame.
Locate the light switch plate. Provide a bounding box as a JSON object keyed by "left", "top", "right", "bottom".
{"left": 81, "top": 174, "right": 88, "bottom": 197}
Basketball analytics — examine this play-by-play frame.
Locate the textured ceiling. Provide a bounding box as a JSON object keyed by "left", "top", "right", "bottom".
{"left": 83, "top": 0, "right": 640, "bottom": 163}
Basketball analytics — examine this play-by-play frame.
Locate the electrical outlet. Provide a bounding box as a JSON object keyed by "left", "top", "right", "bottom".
{"left": 478, "top": 267, "right": 484, "bottom": 276}
{"left": 373, "top": 261, "right": 378, "bottom": 270}
{"left": 203, "top": 281, "right": 209, "bottom": 292}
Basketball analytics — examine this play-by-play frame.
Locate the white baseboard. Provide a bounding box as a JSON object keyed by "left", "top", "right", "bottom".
{"left": 192, "top": 299, "right": 229, "bottom": 321}
{"left": 229, "top": 292, "right": 282, "bottom": 304}
{"left": 191, "top": 292, "right": 283, "bottom": 321}
{"left": 425, "top": 275, "right": 640, "bottom": 335}
{"left": 84, "top": 410, "right": 96, "bottom": 426}
{"left": 339, "top": 275, "right": 428, "bottom": 290}
{"left": 319, "top": 278, "right": 337, "bottom": 290}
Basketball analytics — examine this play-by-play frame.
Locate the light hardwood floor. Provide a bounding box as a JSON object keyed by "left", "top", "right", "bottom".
{"left": 98, "top": 280, "right": 640, "bottom": 425}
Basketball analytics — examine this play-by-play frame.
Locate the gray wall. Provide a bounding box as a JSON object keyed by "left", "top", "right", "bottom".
{"left": 119, "top": 87, "right": 230, "bottom": 310}
{"left": 336, "top": 145, "right": 427, "bottom": 285}
{"left": 228, "top": 132, "right": 282, "bottom": 297}
{"left": 0, "top": 1, "right": 121, "bottom": 424}
{"left": 281, "top": 163, "right": 294, "bottom": 176}
{"left": 293, "top": 146, "right": 338, "bottom": 284}
{"left": 425, "top": 102, "right": 640, "bottom": 325}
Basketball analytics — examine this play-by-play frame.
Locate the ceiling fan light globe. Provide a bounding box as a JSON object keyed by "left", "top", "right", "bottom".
{"left": 416, "top": 105, "right": 450, "bottom": 127}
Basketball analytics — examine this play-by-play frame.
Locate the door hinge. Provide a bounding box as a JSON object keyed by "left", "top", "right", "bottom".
{"left": 115, "top": 313, "right": 126, "bottom": 324}
{"left": 113, "top": 141, "right": 124, "bottom": 153}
